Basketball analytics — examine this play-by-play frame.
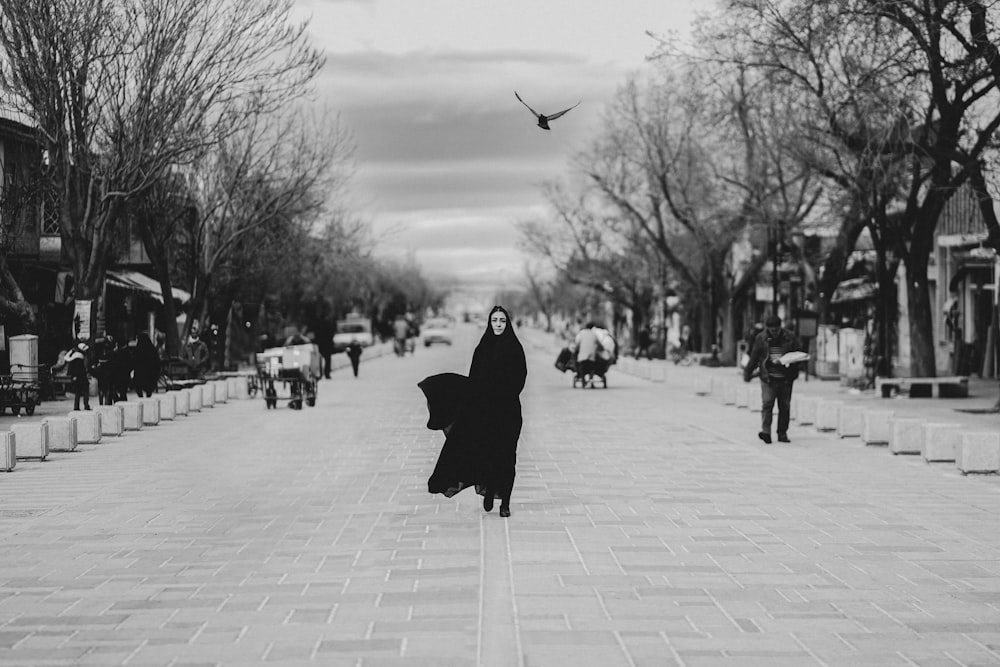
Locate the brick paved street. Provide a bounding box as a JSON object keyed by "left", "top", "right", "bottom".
{"left": 0, "top": 323, "right": 999, "bottom": 666}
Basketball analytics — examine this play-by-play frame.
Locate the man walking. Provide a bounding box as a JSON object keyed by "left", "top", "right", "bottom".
{"left": 743, "top": 315, "right": 804, "bottom": 444}
{"left": 346, "top": 340, "right": 363, "bottom": 377}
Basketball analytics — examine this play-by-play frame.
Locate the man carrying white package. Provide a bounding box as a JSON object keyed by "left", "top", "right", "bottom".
{"left": 743, "top": 314, "right": 809, "bottom": 444}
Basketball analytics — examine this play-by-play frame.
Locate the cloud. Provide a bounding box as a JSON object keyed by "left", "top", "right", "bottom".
{"left": 291, "top": 0, "right": 703, "bottom": 290}
{"left": 373, "top": 205, "right": 545, "bottom": 285}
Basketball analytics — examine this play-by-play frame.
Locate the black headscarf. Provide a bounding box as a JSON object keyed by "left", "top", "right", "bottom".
{"left": 469, "top": 305, "right": 526, "bottom": 401}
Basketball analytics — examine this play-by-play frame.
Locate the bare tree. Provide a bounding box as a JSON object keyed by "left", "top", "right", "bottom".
{"left": 710, "top": 0, "right": 1000, "bottom": 376}
{"left": 126, "top": 170, "right": 196, "bottom": 356}
{"left": 0, "top": 0, "right": 323, "bottom": 318}
{"left": 518, "top": 180, "right": 660, "bottom": 345}
{"left": 0, "top": 142, "right": 42, "bottom": 327}
{"left": 580, "top": 67, "right": 819, "bottom": 359}
{"left": 175, "top": 107, "right": 352, "bottom": 344}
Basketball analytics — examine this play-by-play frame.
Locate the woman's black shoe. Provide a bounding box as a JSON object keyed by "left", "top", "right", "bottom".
{"left": 483, "top": 495, "right": 494, "bottom": 512}
{"left": 499, "top": 506, "right": 510, "bottom": 518}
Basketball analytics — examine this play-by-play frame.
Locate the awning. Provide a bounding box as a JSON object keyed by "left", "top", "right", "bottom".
{"left": 831, "top": 276, "right": 877, "bottom": 304}
{"left": 106, "top": 270, "right": 190, "bottom": 304}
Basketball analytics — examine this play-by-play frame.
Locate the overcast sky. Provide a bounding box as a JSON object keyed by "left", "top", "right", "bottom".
{"left": 291, "top": 0, "right": 704, "bottom": 292}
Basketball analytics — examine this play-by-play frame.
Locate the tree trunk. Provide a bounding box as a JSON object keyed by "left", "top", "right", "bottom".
{"left": 903, "top": 181, "right": 950, "bottom": 378}
{"left": 135, "top": 217, "right": 182, "bottom": 358}
{"left": 0, "top": 255, "right": 36, "bottom": 330}
{"left": 185, "top": 276, "right": 212, "bottom": 342}
{"left": 154, "top": 264, "right": 181, "bottom": 359}
{"left": 904, "top": 257, "right": 936, "bottom": 377}
{"left": 817, "top": 218, "right": 866, "bottom": 324}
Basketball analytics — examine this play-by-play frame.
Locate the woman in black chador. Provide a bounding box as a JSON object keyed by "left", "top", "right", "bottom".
{"left": 419, "top": 306, "right": 527, "bottom": 517}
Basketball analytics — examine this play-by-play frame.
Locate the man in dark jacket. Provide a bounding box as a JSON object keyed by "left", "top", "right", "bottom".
{"left": 743, "top": 315, "right": 804, "bottom": 444}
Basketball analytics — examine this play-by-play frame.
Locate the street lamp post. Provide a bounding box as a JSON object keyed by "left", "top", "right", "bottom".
{"left": 771, "top": 219, "right": 785, "bottom": 313}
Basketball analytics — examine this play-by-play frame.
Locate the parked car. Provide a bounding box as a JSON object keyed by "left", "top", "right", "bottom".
{"left": 421, "top": 317, "right": 454, "bottom": 347}
{"left": 332, "top": 316, "right": 374, "bottom": 353}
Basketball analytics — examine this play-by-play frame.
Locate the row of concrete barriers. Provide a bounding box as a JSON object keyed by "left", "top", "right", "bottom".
{"left": 697, "top": 375, "right": 1000, "bottom": 475}
{"left": 615, "top": 357, "right": 668, "bottom": 382}
{"left": 0, "top": 340, "right": 405, "bottom": 471}
{"left": 0, "top": 376, "right": 253, "bottom": 471}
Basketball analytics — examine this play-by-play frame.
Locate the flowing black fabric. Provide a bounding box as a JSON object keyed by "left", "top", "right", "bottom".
{"left": 417, "top": 372, "right": 470, "bottom": 431}
{"left": 422, "top": 306, "right": 527, "bottom": 501}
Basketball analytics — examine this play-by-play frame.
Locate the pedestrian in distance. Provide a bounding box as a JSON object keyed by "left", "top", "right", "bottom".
{"left": 346, "top": 340, "right": 363, "bottom": 377}
{"left": 53, "top": 341, "right": 91, "bottom": 411}
{"left": 90, "top": 336, "right": 115, "bottom": 406}
{"left": 110, "top": 336, "right": 133, "bottom": 403}
{"left": 743, "top": 314, "right": 805, "bottom": 444}
{"left": 420, "top": 305, "right": 527, "bottom": 518}
{"left": 392, "top": 316, "right": 409, "bottom": 357}
{"left": 574, "top": 321, "right": 600, "bottom": 387}
{"left": 132, "top": 333, "right": 160, "bottom": 398}
{"left": 636, "top": 325, "right": 652, "bottom": 359}
{"left": 180, "top": 328, "right": 210, "bottom": 379}
{"left": 316, "top": 320, "right": 335, "bottom": 379}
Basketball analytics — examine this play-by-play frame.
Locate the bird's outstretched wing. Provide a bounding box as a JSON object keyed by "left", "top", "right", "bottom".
{"left": 514, "top": 91, "right": 539, "bottom": 117}
{"left": 546, "top": 101, "right": 581, "bottom": 122}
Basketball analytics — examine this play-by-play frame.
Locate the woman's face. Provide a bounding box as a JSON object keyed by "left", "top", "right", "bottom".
{"left": 490, "top": 311, "right": 507, "bottom": 336}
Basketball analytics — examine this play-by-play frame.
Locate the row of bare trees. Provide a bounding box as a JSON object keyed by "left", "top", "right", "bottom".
{"left": 0, "top": 0, "right": 441, "bottom": 358}
{"left": 520, "top": 0, "right": 1000, "bottom": 376}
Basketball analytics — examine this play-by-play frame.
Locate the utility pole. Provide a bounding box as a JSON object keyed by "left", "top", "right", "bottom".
{"left": 771, "top": 219, "right": 783, "bottom": 312}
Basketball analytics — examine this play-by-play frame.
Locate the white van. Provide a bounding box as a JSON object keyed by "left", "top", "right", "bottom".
{"left": 332, "top": 316, "right": 374, "bottom": 353}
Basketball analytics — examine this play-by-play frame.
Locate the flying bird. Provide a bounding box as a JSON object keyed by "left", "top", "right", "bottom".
{"left": 515, "top": 91, "right": 580, "bottom": 130}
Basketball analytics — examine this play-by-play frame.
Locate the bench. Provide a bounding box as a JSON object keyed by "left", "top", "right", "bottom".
{"left": 875, "top": 376, "right": 969, "bottom": 398}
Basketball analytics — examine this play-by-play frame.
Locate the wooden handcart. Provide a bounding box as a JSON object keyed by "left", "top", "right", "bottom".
{"left": 255, "top": 343, "right": 321, "bottom": 410}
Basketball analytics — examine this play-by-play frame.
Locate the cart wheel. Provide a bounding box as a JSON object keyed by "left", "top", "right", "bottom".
{"left": 10, "top": 406, "right": 20, "bottom": 416}
{"left": 25, "top": 405, "right": 35, "bottom": 416}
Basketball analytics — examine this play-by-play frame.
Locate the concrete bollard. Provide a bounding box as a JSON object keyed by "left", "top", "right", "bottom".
{"left": 68, "top": 410, "right": 102, "bottom": 444}
{"left": 815, "top": 401, "right": 841, "bottom": 432}
{"left": 863, "top": 409, "right": 895, "bottom": 446}
{"left": 138, "top": 397, "right": 160, "bottom": 425}
{"left": 735, "top": 383, "right": 752, "bottom": 409}
{"left": 189, "top": 386, "right": 203, "bottom": 412}
{"left": 11, "top": 423, "right": 48, "bottom": 460}
{"left": 202, "top": 383, "right": 215, "bottom": 408}
{"left": 956, "top": 431, "right": 1000, "bottom": 474}
{"left": 713, "top": 377, "right": 728, "bottom": 403}
{"left": 118, "top": 401, "right": 144, "bottom": 431}
{"left": 922, "top": 423, "right": 962, "bottom": 463}
{"left": 214, "top": 380, "right": 228, "bottom": 403}
{"left": 43, "top": 417, "right": 78, "bottom": 452}
{"left": 229, "top": 377, "right": 250, "bottom": 400}
{"left": 722, "top": 382, "right": 737, "bottom": 405}
{"left": 157, "top": 393, "right": 176, "bottom": 421}
{"left": 836, "top": 404, "right": 865, "bottom": 438}
{"left": 695, "top": 374, "right": 711, "bottom": 396}
{"left": 237, "top": 377, "right": 251, "bottom": 399}
{"left": 650, "top": 364, "right": 666, "bottom": 383}
{"left": 797, "top": 396, "right": 818, "bottom": 426}
{"left": 0, "top": 431, "right": 15, "bottom": 471}
{"left": 173, "top": 390, "right": 189, "bottom": 416}
{"left": 889, "top": 417, "right": 925, "bottom": 455}
{"left": 97, "top": 405, "right": 124, "bottom": 436}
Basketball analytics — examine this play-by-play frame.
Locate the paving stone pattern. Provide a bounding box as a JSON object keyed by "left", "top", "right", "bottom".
{"left": 0, "top": 325, "right": 997, "bottom": 666}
